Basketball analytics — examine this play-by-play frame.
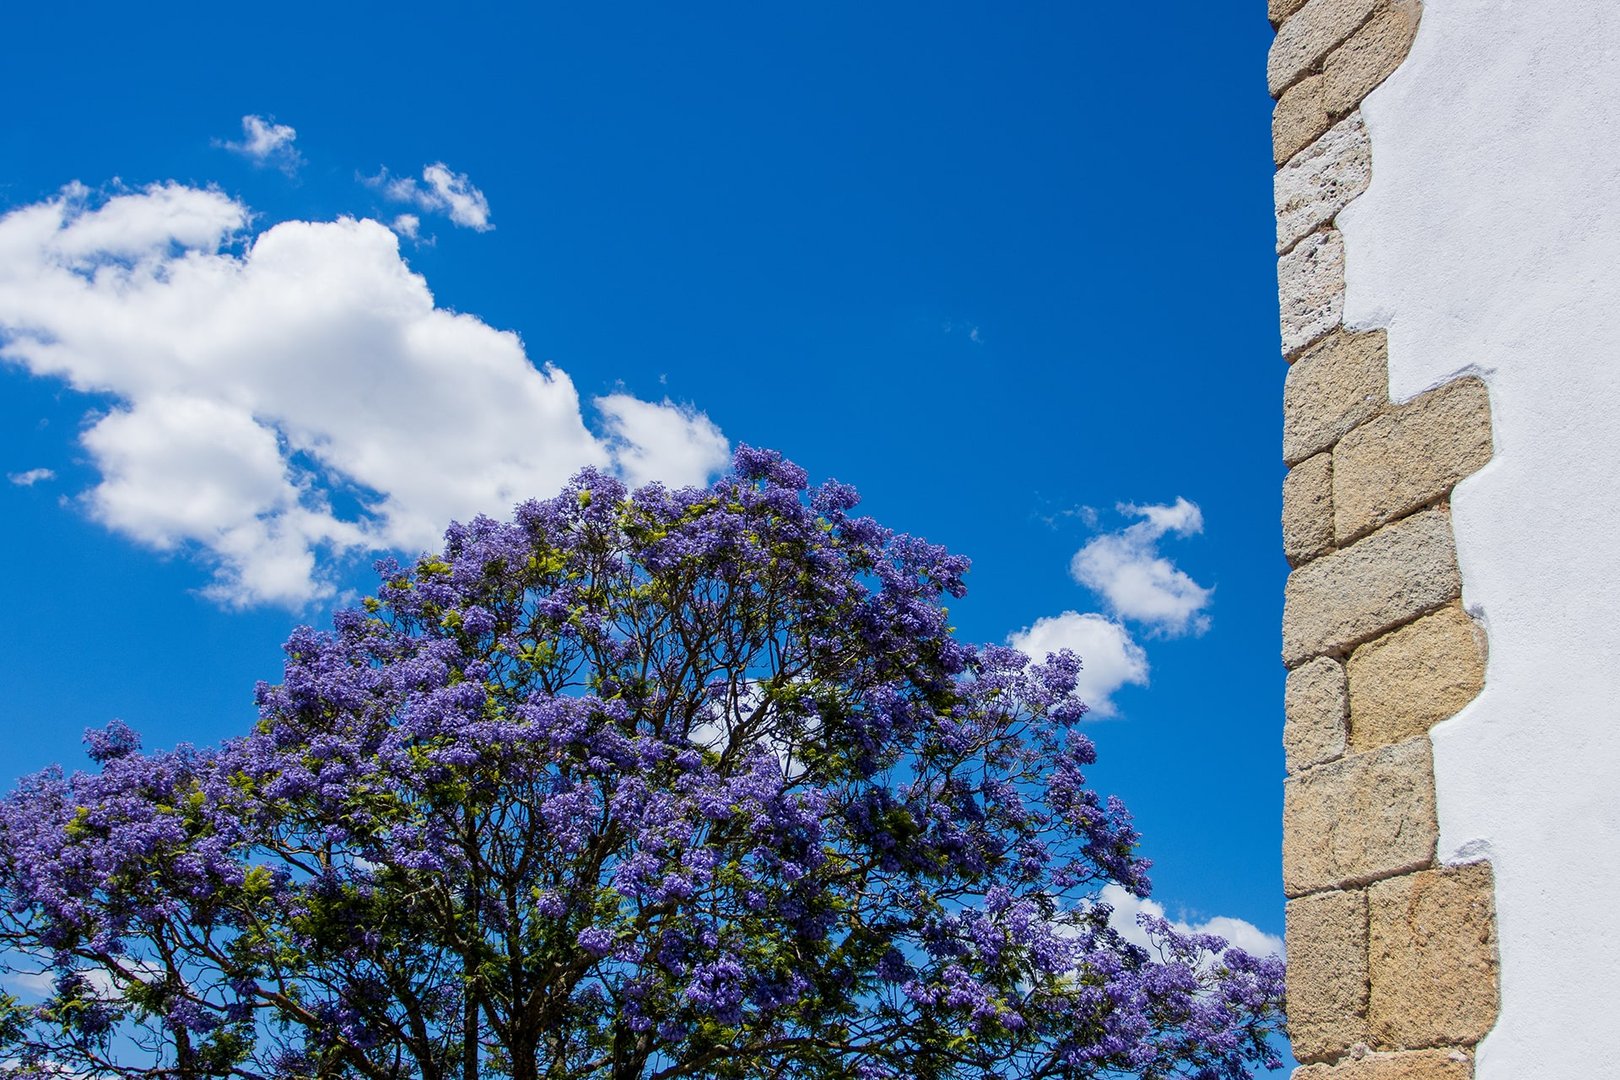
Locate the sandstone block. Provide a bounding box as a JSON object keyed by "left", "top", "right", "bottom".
{"left": 1284, "top": 453, "right": 1335, "bottom": 566}
{"left": 1283, "top": 508, "right": 1460, "bottom": 665}
{"left": 1324, "top": 0, "right": 1423, "bottom": 115}
{"left": 1348, "top": 604, "right": 1486, "bottom": 750}
{"left": 1275, "top": 75, "right": 1332, "bottom": 166}
{"left": 1269, "top": 0, "right": 1383, "bottom": 95}
{"left": 1286, "top": 889, "right": 1368, "bottom": 1060}
{"left": 1286, "top": 655, "right": 1348, "bottom": 772}
{"left": 1280, "top": 229, "right": 1345, "bottom": 357}
{"left": 1369, "top": 863, "right": 1499, "bottom": 1049}
{"left": 1283, "top": 737, "right": 1437, "bottom": 896}
{"left": 1333, "top": 378, "right": 1493, "bottom": 543}
{"left": 1271, "top": 0, "right": 1310, "bottom": 27}
{"left": 1294, "top": 1049, "right": 1474, "bottom": 1080}
{"left": 1283, "top": 329, "right": 1388, "bottom": 464}
{"left": 1276, "top": 113, "right": 1372, "bottom": 252}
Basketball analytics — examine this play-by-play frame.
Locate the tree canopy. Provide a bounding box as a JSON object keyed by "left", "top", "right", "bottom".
{"left": 0, "top": 447, "right": 1283, "bottom": 1079}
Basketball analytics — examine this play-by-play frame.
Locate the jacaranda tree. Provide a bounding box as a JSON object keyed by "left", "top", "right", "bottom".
{"left": 0, "top": 447, "right": 1283, "bottom": 1079}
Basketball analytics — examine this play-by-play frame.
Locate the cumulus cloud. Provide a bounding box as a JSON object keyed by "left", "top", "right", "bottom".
{"left": 1008, "top": 611, "right": 1149, "bottom": 718}
{"left": 0, "top": 183, "right": 730, "bottom": 608}
{"left": 219, "top": 115, "right": 302, "bottom": 173}
{"left": 376, "top": 163, "right": 492, "bottom": 231}
{"left": 597, "top": 394, "right": 731, "bottom": 492}
{"left": 1070, "top": 497, "right": 1213, "bottom": 636}
{"left": 1098, "top": 884, "right": 1283, "bottom": 959}
{"left": 8, "top": 468, "right": 54, "bottom": 487}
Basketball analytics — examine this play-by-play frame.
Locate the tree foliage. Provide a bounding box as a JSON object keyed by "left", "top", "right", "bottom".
{"left": 0, "top": 447, "right": 1283, "bottom": 1079}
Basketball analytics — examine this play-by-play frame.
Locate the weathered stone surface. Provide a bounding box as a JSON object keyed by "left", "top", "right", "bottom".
{"left": 1283, "top": 737, "right": 1437, "bottom": 896}
{"left": 1369, "top": 863, "right": 1499, "bottom": 1049}
{"left": 1271, "top": 0, "right": 1311, "bottom": 27}
{"left": 1294, "top": 1048, "right": 1474, "bottom": 1080}
{"left": 1324, "top": 0, "right": 1422, "bottom": 115}
{"left": 1269, "top": 0, "right": 1383, "bottom": 95}
{"left": 1275, "top": 74, "right": 1332, "bottom": 166}
{"left": 1283, "top": 508, "right": 1460, "bottom": 665}
{"left": 1277, "top": 113, "right": 1372, "bottom": 252}
{"left": 1286, "top": 889, "right": 1369, "bottom": 1060}
{"left": 1348, "top": 604, "right": 1487, "bottom": 750}
{"left": 1333, "top": 378, "right": 1493, "bottom": 543}
{"left": 1284, "top": 453, "right": 1335, "bottom": 566}
{"left": 1284, "top": 329, "right": 1388, "bottom": 464}
{"left": 1280, "top": 229, "right": 1345, "bottom": 357}
{"left": 1286, "top": 656, "right": 1348, "bottom": 771}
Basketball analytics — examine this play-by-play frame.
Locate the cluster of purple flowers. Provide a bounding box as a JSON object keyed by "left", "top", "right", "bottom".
{"left": 0, "top": 446, "right": 1283, "bottom": 1078}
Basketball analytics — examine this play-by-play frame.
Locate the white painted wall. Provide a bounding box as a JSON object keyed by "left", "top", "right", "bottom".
{"left": 1337, "top": 1, "right": 1620, "bottom": 1074}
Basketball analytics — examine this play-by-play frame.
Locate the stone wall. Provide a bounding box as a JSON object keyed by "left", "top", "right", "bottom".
{"left": 1268, "top": 2, "right": 1499, "bottom": 1075}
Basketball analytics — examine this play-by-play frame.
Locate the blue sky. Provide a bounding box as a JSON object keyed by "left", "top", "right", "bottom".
{"left": 0, "top": 0, "right": 1288, "bottom": 1001}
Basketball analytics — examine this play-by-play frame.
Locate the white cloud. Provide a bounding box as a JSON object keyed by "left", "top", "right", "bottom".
{"left": 1098, "top": 884, "right": 1283, "bottom": 959}
{"left": 1008, "top": 611, "right": 1149, "bottom": 718}
{"left": 597, "top": 394, "right": 730, "bottom": 492}
{"left": 390, "top": 213, "right": 421, "bottom": 240}
{"left": 8, "top": 467, "right": 55, "bottom": 486}
{"left": 0, "top": 183, "right": 729, "bottom": 608}
{"left": 219, "top": 115, "right": 302, "bottom": 173}
{"left": 1069, "top": 497, "right": 1213, "bottom": 637}
{"left": 378, "top": 163, "right": 493, "bottom": 231}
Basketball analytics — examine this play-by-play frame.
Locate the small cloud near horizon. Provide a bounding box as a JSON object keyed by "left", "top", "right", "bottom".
{"left": 1098, "top": 884, "right": 1284, "bottom": 959}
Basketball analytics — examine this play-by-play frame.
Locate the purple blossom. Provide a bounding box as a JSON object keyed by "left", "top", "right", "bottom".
{"left": 0, "top": 447, "right": 1283, "bottom": 1079}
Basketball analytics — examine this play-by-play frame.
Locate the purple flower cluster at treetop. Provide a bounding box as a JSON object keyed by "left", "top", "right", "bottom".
{"left": 0, "top": 447, "right": 1284, "bottom": 1079}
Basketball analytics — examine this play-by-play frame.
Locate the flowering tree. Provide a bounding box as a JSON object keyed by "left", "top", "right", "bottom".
{"left": 0, "top": 448, "right": 1283, "bottom": 1079}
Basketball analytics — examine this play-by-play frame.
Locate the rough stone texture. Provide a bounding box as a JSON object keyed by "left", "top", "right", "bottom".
{"left": 1280, "top": 229, "right": 1346, "bottom": 357}
{"left": 1286, "top": 889, "right": 1369, "bottom": 1060}
{"left": 1285, "top": 453, "right": 1335, "bottom": 566}
{"left": 1271, "top": 0, "right": 1311, "bottom": 27}
{"left": 1277, "top": 113, "right": 1373, "bottom": 252}
{"left": 1333, "top": 378, "right": 1493, "bottom": 543}
{"left": 1286, "top": 656, "right": 1349, "bottom": 772}
{"left": 1283, "top": 508, "right": 1460, "bottom": 665}
{"left": 1283, "top": 737, "right": 1437, "bottom": 896}
{"left": 1293, "top": 1049, "right": 1474, "bottom": 1080}
{"left": 1269, "top": 0, "right": 1383, "bottom": 95}
{"left": 1323, "top": 0, "right": 1423, "bottom": 116}
{"left": 1275, "top": 75, "right": 1332, "bottom": 166}
{"left": 1348, "top": 604, "right": 1486, "bottom": 750}
{"left": 1369, "top": 863, "right": 1499, "bottom": 1049}
{"left": 1283, "top": 329, "right": 1388, "bottom": 464}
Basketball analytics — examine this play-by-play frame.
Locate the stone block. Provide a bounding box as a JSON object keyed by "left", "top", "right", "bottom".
{"left": 1283, "top": 737, "right": 1437, "bottom": 896}
{"left": 1294, "top": 1049, "right": 1474, "bottom": 1079}
{"left": 1276, "top": 113, "right": 1372, "bottom": 252}
{"left": 1286, "top": 889, "right": 1368, "bottom": 1060}
{"left": 1333, "top": 378, "right": 1493, "bottom": 543}
{"left": 1286, "top": 655, "right": 1348, "bottom": 772}
{"left": 1280, "top": 229, "right": 1345, "bottom": 357}
{"left": 1348, "top": 604, "right": 1487, "bottom": 751}
{"left": 1284, "top": 329, "right": 1388, "bottom": 465}
{"left": 1269, "top": 0, "right": 1383, "bottom": 95}
{"left": 1324, "top": 0, "right": 1423, "bottom": 115}
{"left": 1369, "top": 863, "right": 1499, "bottom": 1049}
{"left": 1275, "top": 75, "right": 1332, "bottom": 166}
{"left": 1271, "top": 0, "right": 1310, "bottom": 26}
{"left": 1284, "top": 453, "right": 1335, "bottom": 566}
{"left": 1283, "top": 508, "right": 1460, "bottom": 665}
